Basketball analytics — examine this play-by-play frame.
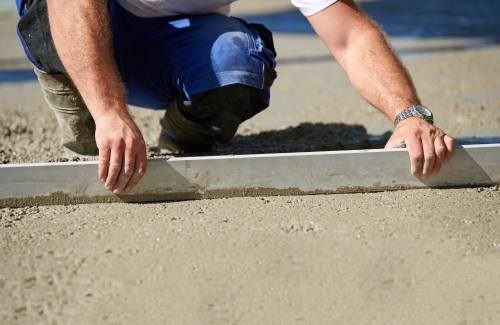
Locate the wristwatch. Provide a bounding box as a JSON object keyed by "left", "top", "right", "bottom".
{"left": 393, "top": 104, "right": 434, "bottom": 126}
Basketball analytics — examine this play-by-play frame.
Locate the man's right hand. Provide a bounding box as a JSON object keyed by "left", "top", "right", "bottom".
{"left": 47, "top": 0, "right": 147, "bottom": 193}
{"left": 95, "top": 113, "right": 147, "bottom": 194}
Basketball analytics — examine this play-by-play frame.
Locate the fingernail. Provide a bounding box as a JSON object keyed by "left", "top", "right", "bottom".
{"left": 411, "top": 166, "right": 417, "bottom": 176}
{"left": 113, "top": 189, "right": 120, "bottom": 195}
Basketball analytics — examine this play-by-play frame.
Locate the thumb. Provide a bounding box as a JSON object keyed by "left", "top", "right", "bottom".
{"left": 385, "top": 135, "right": 407, "bottom": 149}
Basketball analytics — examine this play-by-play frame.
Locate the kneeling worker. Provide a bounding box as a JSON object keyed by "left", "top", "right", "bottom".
{"left": 15, "top": 0, "right": 454, "bottom": 194}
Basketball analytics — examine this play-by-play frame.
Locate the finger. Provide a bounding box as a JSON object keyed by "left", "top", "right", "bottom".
{"left": 105, "top": 146, "right": 124, "bottom": 191}
{"left": 443, "top": 135, "right": 455, "bottom": 163}
{"left": 124, "top": 151, "right": 148, "bottom": 193}
{"left": 421, "top": 134, "right": 436, "bottom": 179}
{"left": 112, "top": 147, "right": 136, "bottom": 195}
{"left": 431, "top": 136, "right": 447, "bottom": 175}
{"left": 98, "top": 145, "right": 111, "bottom": 183}
{"left": 405, "top": 133, "right": 424, "bottom": 178}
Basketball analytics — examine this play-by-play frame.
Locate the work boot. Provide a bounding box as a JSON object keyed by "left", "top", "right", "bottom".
{"left": 35, "top": 68, "right": 99, "bottom": 158}
{"left": 158, "top": 98, "right": 216, "bottom": 152}
{"left": 159, "top": 84, "right": 270, "bottom": 153}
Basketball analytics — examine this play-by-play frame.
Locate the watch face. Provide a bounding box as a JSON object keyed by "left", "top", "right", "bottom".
{"left": 415, "top": 104, "right": 432, "bottom": 117}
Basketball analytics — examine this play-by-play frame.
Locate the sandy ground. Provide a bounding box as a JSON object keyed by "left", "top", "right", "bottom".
{"left": 1, "top": 0, "right": 500, "bottom": 324}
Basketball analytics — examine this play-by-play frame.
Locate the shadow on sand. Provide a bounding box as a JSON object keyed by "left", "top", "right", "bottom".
{"left": 148, "top": 122, "right": 392, "bottom": 158}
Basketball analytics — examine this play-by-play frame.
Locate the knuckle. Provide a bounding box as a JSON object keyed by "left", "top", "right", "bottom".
{"left": 412, "top": 159, "right": 423, "bottom": 168}
{"left": 99, "top": 152, "right": 111, "bottom": 162}
{"left": 424, "top": 151, "right": 436, "bottom": 159}
{"left": 97, "top": 140, "right": 111, "bottom": 148}
{"left": 413, "top": 151, "right": 424, "bottom": 160}
{"left": 109, "top": 163, "right": 121, "bottom": 172}
{"left": 424, "top": 128, "right": 435, "bottom": 138}
{"left": 124, "top": 165, "right": 135, "bottom": 174}
{"left": 408, "top": 128, "right": 420, "bottom": 137}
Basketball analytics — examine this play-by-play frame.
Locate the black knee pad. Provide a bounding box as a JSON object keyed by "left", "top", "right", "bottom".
{"left": 180, "top": 84, "right": 271, "bottom": 143}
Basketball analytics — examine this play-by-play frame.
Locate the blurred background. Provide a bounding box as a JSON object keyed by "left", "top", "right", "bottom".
{"left": 2, "top": 0, "right": 500, "bottom": 79}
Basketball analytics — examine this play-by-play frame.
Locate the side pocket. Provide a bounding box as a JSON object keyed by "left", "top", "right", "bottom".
{"left": 250, "top": 23, "right": 278, "bottom": 90}
{"left": 247, "top": 23, "right": 277, "bottom": 58}
{"left": 230, "top": 16, "right": 278, "bottom": 90}
{"left": 232, "top": 16, "right": 277, "bottom": 58}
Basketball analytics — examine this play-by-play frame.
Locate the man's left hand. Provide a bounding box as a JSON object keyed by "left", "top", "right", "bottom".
{"left": 385, "top": 118, "right": 455, "bottom": 179}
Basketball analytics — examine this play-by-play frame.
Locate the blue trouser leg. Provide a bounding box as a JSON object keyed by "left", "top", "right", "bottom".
{"left": 108, "top": 0, "right": 277, "bottom": 110}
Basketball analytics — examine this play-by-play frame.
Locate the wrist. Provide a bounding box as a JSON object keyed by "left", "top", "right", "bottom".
{"left": 86, "top": 94, "right": 129, "bottom": 121}
{"left": 93, "top": 108, "right": 132, "bottom": 123}
{"left": 393, "top": 104, "right": 433, "bottom": 127}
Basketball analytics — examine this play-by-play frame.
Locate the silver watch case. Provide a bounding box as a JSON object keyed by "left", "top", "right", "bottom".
{"left": 394, "top": 104, "right": 434, "bottom": 126}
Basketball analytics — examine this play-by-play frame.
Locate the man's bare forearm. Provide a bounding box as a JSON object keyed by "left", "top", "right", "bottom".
{"left": 47, "top": 0, "right": 147, "bottom": 195}
{"left": 47, "top": 0, "right": 128, "bottom": 119}
{"left": 308, "top": 1, "right": 420, "bottom": 120}
{"left": 338, "top": 20, "right": 420, "bottom": 120}
{"left": 307, "top": 0, "right": 454, "bottom": 179}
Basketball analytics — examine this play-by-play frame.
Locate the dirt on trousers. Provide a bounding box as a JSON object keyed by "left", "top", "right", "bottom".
{"left": 1, "top": 0, "right": 500, "bottom": 323}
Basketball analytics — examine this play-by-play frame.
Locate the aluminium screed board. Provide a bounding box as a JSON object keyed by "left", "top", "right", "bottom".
{"left": 0, "top": 144, "right": 499, "bottom": 207}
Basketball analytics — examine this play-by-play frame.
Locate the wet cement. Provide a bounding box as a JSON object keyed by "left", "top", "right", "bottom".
{"left": 2, "top": 1, "right": 500, "bottom": 324}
